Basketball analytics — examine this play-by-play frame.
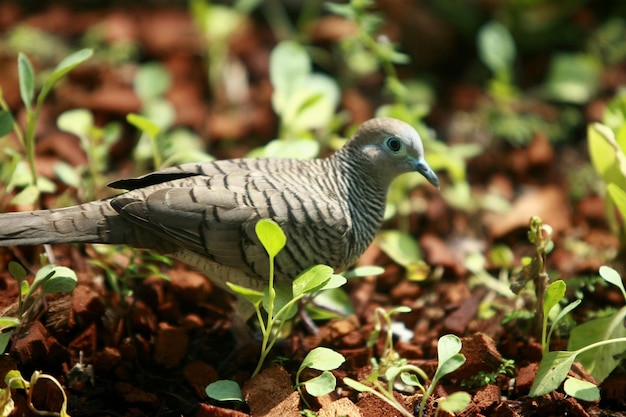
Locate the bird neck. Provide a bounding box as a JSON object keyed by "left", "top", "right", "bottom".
{"left": 327, "top": 151, "right": 389, "bottom": 262}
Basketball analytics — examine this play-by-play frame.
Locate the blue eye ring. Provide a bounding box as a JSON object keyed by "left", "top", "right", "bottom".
{"left": 386, "top": 136, "right": 402, "bottom": 152}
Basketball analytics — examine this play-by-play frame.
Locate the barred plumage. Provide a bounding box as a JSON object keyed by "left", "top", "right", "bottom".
{"left": 0, "top": 117, "right": 439, "bottom": 317}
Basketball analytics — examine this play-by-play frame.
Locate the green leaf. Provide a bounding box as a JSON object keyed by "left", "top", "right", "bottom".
{"left": 544, "top": 280, "right": 566, "bottom": 318}
{"left": 41, "top": 266, "right": 77, "bottom": 294}
{"left": 588, "top": 123, "right": 626, "bottom": 189}
{"left": 42, "top": 49, "right": 93, "bottom": 95}
{"left": 53, "top": 161, "right": 82, "bottom": 189}
{"left": 301, "top": 347, "right": 345, "bottom": 371}
{"left": 281, "top": 74, "right": 340, "bottom": 132}
{"left": 319, "top": 274, "right": 347, "bottom": 291}
{"left": 18, "top": 53, "right": 35, "bottom": 109}
{"left": 292, "top": 265, "right": 333, "bottom": 297}
{"left": 127, "top": 113, "right": 161, "bottom": 139}
{"left": 543, "top": 53, "right": 601, "bottom": 104}
{"left": 225, "top": 282, "right": 263, "bottom": 305}
{"left": 342, "top": 377, "right": 371, "bottom": 393}
{"left": 0, "top": 317, "right": 20, "bottom": 330}
{"left": 134, "top": 62, "right": 171, "bottom": 100}
{"left": 0, "top": 110, "right": 14, "bottom": 137}
{"left": 607, "top": 183, "right": 626, "bottom": 221}
{"left": 10, "top": 185, "right": 40, "bottom": 205}
{"left": 567, "top": 307, "right": 626, "bottom": 383}
{"left": 343, "top": 266, "right": 385, "bottom": 279}
{"left": 270, "top": 41, "right": 311, "bottom": 108}
{"left": 400, "top": 372, "right": 422, "bottom": 387}
{"left": 0, "top": 332, "right": 13, "bottom": 356}
{"left": 255, "top": 219, "right": 286, "bottom": 258}
{"left": 376, "top": 230, "right": 422, "bottom": 267}
{"left": 529, "top": 350, "right": 577, "bottom": 397}
{"left": 8, "top": 262, "right": 27, "bottom": 281}
{"left": 307, "top": 288, "right": 354, "bottom": 319}
{"left": 477, "top": 21, "right": 516, "bottom": 74}
{"left": 304, "top": 371, "right": 336, "bottom": 397}
{"left": 599, "top": 265, "right": 626, "bottom": 299}
{"left": 439, "top": 391, "right": 472, "bottom": 413}
{"left": 436, "top": 353, "right": 466, "bottom": 378}
{"left": 4, "top": 370, "right": 27, "bottom": 389}
{"left": 205, "top": 380, "right": 244, "bottom": 402}
{"left": 264, "top": 284, "right": 297, "bottom": 319}
{"left": 261, "top": 139, "right": 319, "bottom": 159}
{"left": 563, "top": 377, "right": 600, "bottom": 402}
{"left": 437, "top": 334, "right": 462, "bottom": 364}
{"left": 57, "top": 108, "right": 94, "bottom": 138}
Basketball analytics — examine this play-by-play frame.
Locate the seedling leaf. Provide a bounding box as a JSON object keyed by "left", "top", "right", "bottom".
{"left": 8, "top": 262, "right": 26, "bottom": 281}
{"left": 18, "top": 53, "right": 34, "bottom": 109}
{"left": 599, "top": 265, "right": 626, "bottom": 299}
{"left": 0, "top": 318, "right": 20, "bottom": 330}
{"left": 44, "top": 49, "right": 93, "bottom": 94}
{"left": 255, "top": 219, "right": 286, "bottom": 258}
{"left": 292, "top": 265, "right": 333, "bottom": 297}
{"left": 205, "top": 380, "right": 244, "bottom": 402}
{"left": 41, "top": 266, "right": 77, "bottom": 294}
{"left": 439, "top": 391, "right": 472, "bottom": 413}
{"left": 567, "top": 308, "right": 626, "bottom": 383}
{"left": 127, "top": 113, "right": 160, "bottom": 139}
{"left": 563, "top": 377, "right": 600, "bottom": 402}
{"left": 544, "top": 280, "right": 566, "bottom": 318}
{"left": 226, "top": 282, "right": 263, "bottom": 305}
{"left": 529, "top": 350, "right": 577, "bottom": 397}
{"left": 304, "top": 371, "right": 336, "bottom": 396}
{"left": 302, "top": 347, "right": 345, "bottom": 371}
{"left": 0, "top": 110, "right": 14, "bottom": 137}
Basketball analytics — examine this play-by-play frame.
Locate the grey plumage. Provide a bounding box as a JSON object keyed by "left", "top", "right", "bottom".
{"left": 0, "top": 117, "right": 438, "bottom": 314}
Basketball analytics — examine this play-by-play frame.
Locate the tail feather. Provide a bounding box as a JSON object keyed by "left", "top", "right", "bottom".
{"left": 0, "top": 201, "right": 126, "bottom": 247}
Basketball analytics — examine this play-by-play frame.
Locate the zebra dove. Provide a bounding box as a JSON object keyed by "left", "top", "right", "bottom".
{"left": 0, "top": 117, "right": 438, "bottom": 318}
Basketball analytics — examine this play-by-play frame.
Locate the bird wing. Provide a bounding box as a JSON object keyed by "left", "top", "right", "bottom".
{"left": 110, "top": 170, "right": 349, "bottom": 280}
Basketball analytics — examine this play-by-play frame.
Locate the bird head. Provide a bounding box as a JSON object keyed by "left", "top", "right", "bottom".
{"left": 343, "top": 117, "right": 440, "bottom": 188}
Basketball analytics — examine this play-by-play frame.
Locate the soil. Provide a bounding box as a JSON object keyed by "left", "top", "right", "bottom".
{"left": 0, "top": 2, "right": 625, "bottom": 416}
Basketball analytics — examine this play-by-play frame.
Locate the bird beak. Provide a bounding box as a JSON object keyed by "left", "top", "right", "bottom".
{"left": 415, "top": 159, "right": 440, "bottom": 188}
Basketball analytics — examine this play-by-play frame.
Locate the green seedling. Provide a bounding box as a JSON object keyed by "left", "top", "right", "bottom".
{"left": 0, "top": 262, "right": 77, "bottom": 354}
{"left": 89, "top": 246, "right": 172, "bottom": 299}
{"left": 56, "top": 108, "right": 121, "bottom": 201}
{"left": 227, "top": 219, "right": 346, "bottom": 377}
{"left": 1, "top": 369, "right": 70, "bottom": 417}
{"left": 0, "top": 49, "right": 93, "bottom": 206}
{"left": 295, "top": 347, "right": 345, "bottom": 407}
{"left": 530, "top": 266, "right": 626, "bottom": 401}
{"left": 345, "top": 334, "right": 468, "bottom": 417}
{"left": 461, "top": 358, "right": 515, "bottom": 389}
{"left": 510, "top": 216, "right": 554, "bottom": 340}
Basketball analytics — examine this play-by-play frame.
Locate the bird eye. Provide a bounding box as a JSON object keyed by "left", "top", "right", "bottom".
{"left": 386, "top": 136, "right": 402, "bottom": 152}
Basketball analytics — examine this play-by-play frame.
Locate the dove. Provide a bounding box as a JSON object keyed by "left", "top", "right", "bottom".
{"left": 0, "top": 117, "right": 439, "bottom": 318}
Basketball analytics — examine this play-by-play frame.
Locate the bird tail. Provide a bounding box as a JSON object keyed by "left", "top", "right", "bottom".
{"left": 0, "top": 201, "right": 128, "bottom": 247}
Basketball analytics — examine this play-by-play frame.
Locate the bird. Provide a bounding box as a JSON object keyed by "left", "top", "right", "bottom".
{"left": 0, "top": 117, "right": 439, "bottom": 319}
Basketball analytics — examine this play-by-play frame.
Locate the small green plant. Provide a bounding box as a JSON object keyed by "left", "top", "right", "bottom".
{"left": 0, "top": 49, "right": 93, "bottom": 206}
{"left": 0, "top": 369, "right": 70, "bottom": 417}
{"left": 294, "top": 347, "right": 345, "bottom": 407}
{"left": 461, "top": 358, "right": 515, "bottom": 389}
{"left": 88, "top": 245, "right": 172, "bottom": 299}
{"left": 529, "top": 266, "right": 626, "bottom": 401}
{"left": 588, "top": 94, "right": 626, "bottom": 251}
{"left": 56, "top": 108, "right": 122, "bottom": 201}
{"left": 0, "top": 262, "right": 77, "bottom": 355}
{"left": 228, "top": 219, "right": 346, "bottom": 377}
{"left": 509, "top": 216, "right": 555, "bottom": 340}
{"left": 344, "top": 307, "right": 469, "bottom": 417}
